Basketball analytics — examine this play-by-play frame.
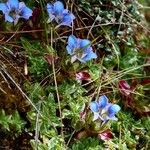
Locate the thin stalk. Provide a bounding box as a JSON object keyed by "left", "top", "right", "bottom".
{"left": 39, "top": 0, "right": 49, "bottom": 44}
{"left": 35, "top": 102, "right": 41, "bottom": 150}
{"left": 50, "top": 28, "right": 64, "bottom": 141}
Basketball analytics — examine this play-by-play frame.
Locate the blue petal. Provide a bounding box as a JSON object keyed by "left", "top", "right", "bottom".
{"left": 79, "top": 47, "right": 97, "bottom": 62}
{"left": 108, "top": 104, "right": 121, "bottom": 117}
{"left": 47, "top": 3, "right": 54, "bottom": 14}
{"left": 80, "top": 39, "right": 91, "bottom": 48}
{"left": 81, "top": 50, "right": 97, "bottom": 62}
{"left": 89, "top": 51, "right": 97, "bottom": 59}
{"left": 67, "top": 35, "right": 77, "bottom": 49}
{"left": 53, "top": 1, "right": 64, "bottom": 15}
{"left": 66, "top": 45, "right": 73, "bottom": 55}
{"left": 63, "top": 9, "right": 75, "bottom": 20}
{"left": 90, "top": 101, "right": 99, "bottom": 112}
{"left": 5, "top": 14, "right": 14, "bottom": 22}
{"left": 20, "top": 4, "right": 32, "bottom": 19}
{"left": 61, "top": 14, "right": 72, "bottom": 26}
{"left": 98, "top": 95, "right": 108, "bottom": 108}
{"left": 60, "top": 11, "right": 75, "bottom": 27}
{"left": 0, "top": 3, "right": 7, "bottom": 14}
{"left": 7, "top": 0, "right": 19, "bottom": 10}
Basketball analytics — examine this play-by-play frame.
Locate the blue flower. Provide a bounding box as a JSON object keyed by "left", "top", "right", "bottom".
{"left": 0, "top": 0, "right": 32, "bottom": 24}
{"left": 47, "top": 1, "right": 75, "bottom": 27}
{"left": 108, "top": 104, "right": 121, "bottom": 119}
{"left": 90, "top": 101, "right": 99, "bottom": 112}
{"left": 90, "top": 102, "right": 100, "bottom": 121}
{"left": 99, "top": 103, "right": 121, "bottom": 122}
{"left": 98, "top": 95, "right": 108, "bottom": 108}
{"left": 89, "top": 95, "right": 120, "bottom": 122}
{"left": 0, "top": 3, "right": 7, "bottom": 14}
{"left": 66, "top": 35, "right": 97, "bottom": 63}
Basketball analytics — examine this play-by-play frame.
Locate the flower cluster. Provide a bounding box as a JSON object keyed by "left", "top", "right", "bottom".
{"left": 0, "top": 0, "right": 97, "bottom": 63}
{"left": 47, "top": 1, "right": 75, "bottom": 27}
{"left": 90, "top": 95, "right": 120, "bottom": 122}
{"left": 46, "top": 2, "right": 97, "bottom": 62}
{"left": 0, "top": 0, "right": 32, "bottom": 24}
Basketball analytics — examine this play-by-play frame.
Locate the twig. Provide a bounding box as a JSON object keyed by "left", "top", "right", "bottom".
{"left": 50, "top": 28, "right": 64, "bottom": 140}
{"left": 87, "top": 14, "right": 100, "bottom": 38}
{"left": 35, "top": 102, "right": 42, "bottom": 150}
{"left": 0, "top": 29, "right": 44, "bottom": 34}
{"left": 66, "top": 130, "right": 76, "bottom": 146}
{"left": 5, "top": 28, "right": 19, "bottom": 43}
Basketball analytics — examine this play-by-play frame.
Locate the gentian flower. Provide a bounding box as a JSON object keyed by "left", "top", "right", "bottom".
{"left": 0, "top": 0, "right": 32, "bottom": 24}
{"left": 98, "top": 95, "right": 108, "bottom": 108}
{"left": 47, "top": 1, "right": 75, "bottom": 27}
{"left": 107, "top": 104, "right": 121, "bottom": 119}
{"left": 90, "top": 95, "right": 120, "bottom": 122}
{"left": 66, "top": 35, "right": 97, "bottom": 63}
